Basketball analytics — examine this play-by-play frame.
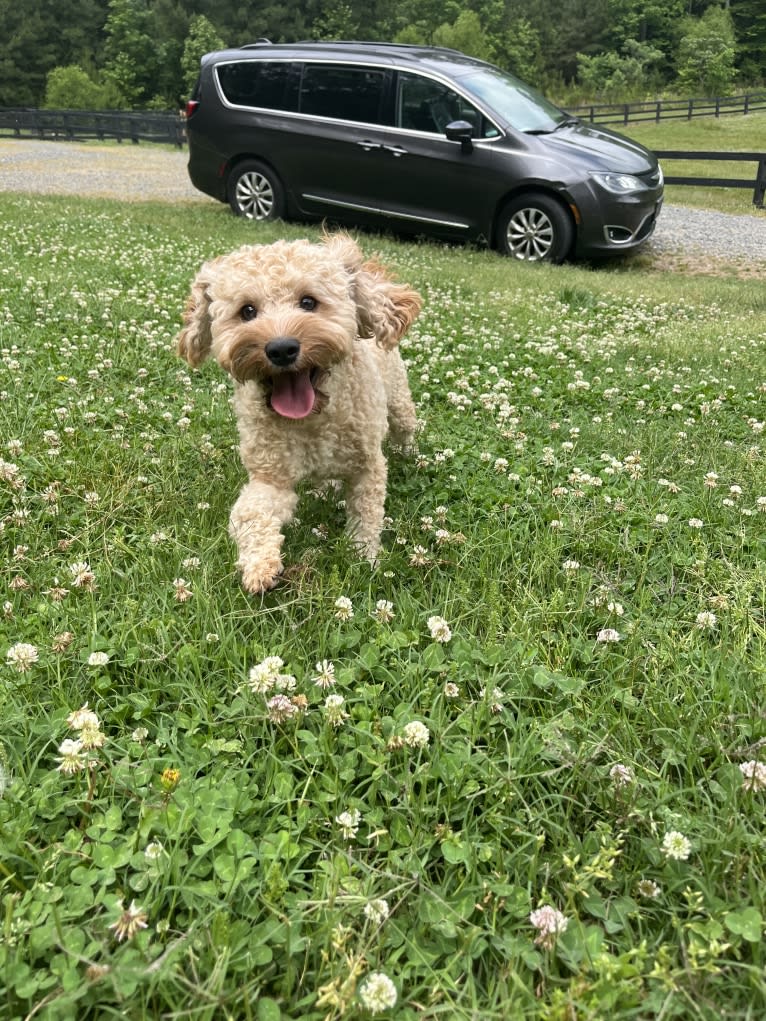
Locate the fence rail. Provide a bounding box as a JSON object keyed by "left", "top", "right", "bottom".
{"left": 568, "top": 91, "right": 766, "bottom": 126}
{"left": 0, "top": 108, "right": 185, "bottom": 146}
{"left": 655, "top": 150, "right": 766, "bottom": 208}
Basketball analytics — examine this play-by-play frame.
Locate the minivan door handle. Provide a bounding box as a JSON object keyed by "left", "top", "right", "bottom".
{"left": 383, "top": 144, "right": 408, "bottom": 158}
{"left": 356, "top": 140, "right": 382, "bottom": 152}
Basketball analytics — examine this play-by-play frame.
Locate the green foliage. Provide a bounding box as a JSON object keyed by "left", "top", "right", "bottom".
{"left": 0, "top": 0, "right": 763, "bottom": 109}
{"left": 102, "top": 0, "right": 167, "bottom": 108}
{"left": 433, "top": 10, "right": 496, "bottom": 63}
{"left": 676, "top": 6, "right": 739, "bottom": 97}
{"left": 180, "top": 15, "right": 226, "bottom": 99}
{"left": 43, "top": 65, "right": 122, "bottom": 110}
{"left": 499, "top": 17, "right": 546, "bottom": 84}
{"left": 0, "top": 187, "right": 765, "bottom": 1017}
{"left": 577, "top": 39, "right": 665, "bottom": 101}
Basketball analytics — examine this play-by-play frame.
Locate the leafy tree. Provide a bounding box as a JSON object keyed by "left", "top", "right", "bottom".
{"left": 730, "top": 0, "right": 766, "bottom": 82}
{"left": 181, "top": 15, "right": 226, "bottom": 98}
{"left": 676, "top": 6, "right": 738, "bottom": 96}
{"left": 433, "top": 10, "right": 495, "bottom": 62}
{"left": 577, "top": 38, "right": 665, "bottom": 100}
{"left": 43, "top": 65, "right": 121, "bottom": 109}
{"left": 312, "top": 2, "right": 360, "bottom": 41}
{"left": 0, "top": 0, "right": 105, "bottom": 106}
{"left": 103, "top": 0, "right": 165, "bottom": 107}
{"left": 497, "top": 17, "right": 546, "bottom": 83}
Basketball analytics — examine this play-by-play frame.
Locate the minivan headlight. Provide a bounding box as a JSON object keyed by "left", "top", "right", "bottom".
{"left": 591, "top": 172, "right": 645, "bottom": 194}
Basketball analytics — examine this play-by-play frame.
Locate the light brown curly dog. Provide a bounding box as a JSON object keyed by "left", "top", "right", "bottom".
{"left": 177, "top": 233, "right": 421, "bottom": 593}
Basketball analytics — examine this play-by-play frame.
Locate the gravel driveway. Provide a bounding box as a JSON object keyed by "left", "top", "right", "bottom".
{"left": 1, "top": 138, "right": 764, "bottom": 265}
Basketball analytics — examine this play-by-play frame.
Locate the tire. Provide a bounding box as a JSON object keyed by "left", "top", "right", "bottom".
{"left": 496, "top": 192, "right": 574, "bottom": 263}
{"left": 228, "top": 160, "right": 285, "bottom": 221}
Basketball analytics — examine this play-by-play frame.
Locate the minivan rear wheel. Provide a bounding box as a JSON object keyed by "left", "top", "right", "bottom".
{"left": 228, "top": 160, "right": 285, "bottom": 221}
{"left": 497, "top": 193, "right": 574, "bottom": 263}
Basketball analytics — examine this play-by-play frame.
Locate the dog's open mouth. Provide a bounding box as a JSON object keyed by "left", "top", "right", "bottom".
{"left": 268, "top": 368, "right": 325, "bottom": 419}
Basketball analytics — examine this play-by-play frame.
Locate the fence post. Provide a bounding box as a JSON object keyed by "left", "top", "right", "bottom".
{"left": 656, "top": 101, "right": 661, "bottom": 122}
{"left": 624, "top": 103, "right": 629, "bottom": 125}
{"left": 688, "top": 98, "right": 693, "bottom": 120}
{"left": 715, "top": 97, "right": 720, "bottom": 118}
{"left": 744, "top": 93, "right": 749, "bottom": 115}
{"left": 754, "top": 157, "right": 766, "bottom": 209}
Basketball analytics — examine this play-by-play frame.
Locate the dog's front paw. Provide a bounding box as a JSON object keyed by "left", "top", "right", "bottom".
{"left": 239, "top": 555, "right": 284, "bottom": 594}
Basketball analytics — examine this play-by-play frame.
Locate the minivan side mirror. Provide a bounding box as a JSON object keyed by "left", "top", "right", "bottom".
{"left": 445, "top": 120, "right": 474, "bottom": 154}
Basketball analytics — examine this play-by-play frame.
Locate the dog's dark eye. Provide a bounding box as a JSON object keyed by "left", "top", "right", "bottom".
{"left": 299, "top": 296, "right": 318, "bottom": 312}
{"left": 240, "top": 304, "right": 258, "bottom": 321}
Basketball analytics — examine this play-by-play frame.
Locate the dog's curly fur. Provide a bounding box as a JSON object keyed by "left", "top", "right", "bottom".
{"left": 176, "top": 232, "right": 421, "bottom": 593}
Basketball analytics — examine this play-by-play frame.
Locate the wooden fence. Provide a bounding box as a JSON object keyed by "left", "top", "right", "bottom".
{"left": 568, "top": 91, "right": 766, "bottom": 126}
{"left": 0, "top": 108, "right": 185, "bottom": 146}
{"left": 655, "top": 150, "right": 766, "bottom": 208}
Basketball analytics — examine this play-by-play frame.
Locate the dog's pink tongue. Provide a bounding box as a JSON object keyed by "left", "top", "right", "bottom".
{"left": 270, "top": 370, "right": 315, "bottom": 419}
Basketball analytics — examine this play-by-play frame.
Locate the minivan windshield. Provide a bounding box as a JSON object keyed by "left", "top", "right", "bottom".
{"left": 459, "top": 67, "right": 567, "bottom": 133}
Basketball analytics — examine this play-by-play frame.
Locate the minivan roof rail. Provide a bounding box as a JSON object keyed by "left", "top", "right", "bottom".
{"left": 240, "top": 39, "right": 272, "bottom": 48}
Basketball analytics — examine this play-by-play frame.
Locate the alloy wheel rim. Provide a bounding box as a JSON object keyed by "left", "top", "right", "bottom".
{"left": 506, "top": 208, "right": 554, "bottom": 261}
{"left": 236, "top": 172, "right": 274, "bottom": 219}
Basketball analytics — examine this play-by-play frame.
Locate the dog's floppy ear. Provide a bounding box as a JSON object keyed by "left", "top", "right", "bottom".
{"left": 176, "top": 260, "right": 219, "bottom": 366}
{"left": 355, "top": 259, "right": 422, "bottom": 349}
{"left": 323, "top": 230, "right": 422, "bottom": 349}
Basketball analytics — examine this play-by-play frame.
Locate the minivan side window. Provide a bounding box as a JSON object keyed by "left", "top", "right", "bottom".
{"left": 299, "top": 64, "right": 386, "bottom": 124}
{"left": 216, "top": 61, "right": 295, "bottom": 110}
{"left": 396, "top": 71, "right": 498, "bottom": 138}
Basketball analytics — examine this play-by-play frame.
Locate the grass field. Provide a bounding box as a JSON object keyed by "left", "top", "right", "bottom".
{"left": 620, "top": 111, "right": 766, "bottom": 214}
{"left": 1, "top": 193, "right": 765, "bottom": 1020}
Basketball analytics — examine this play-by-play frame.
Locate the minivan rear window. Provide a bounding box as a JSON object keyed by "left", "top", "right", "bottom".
{"left": 299, "top": 64, "right": 386, "bottom": 124}
{"left": 217, "top": 61, "right": 294, "bottom": 110}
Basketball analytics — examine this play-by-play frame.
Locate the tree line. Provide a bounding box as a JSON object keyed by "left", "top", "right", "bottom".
{"left": 1, "top": 0, "right": 763, "bottom": 111}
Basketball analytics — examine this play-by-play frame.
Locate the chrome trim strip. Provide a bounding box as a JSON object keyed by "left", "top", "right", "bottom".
{"left": 302, "top": 192, "right": 470, "bottom": 229}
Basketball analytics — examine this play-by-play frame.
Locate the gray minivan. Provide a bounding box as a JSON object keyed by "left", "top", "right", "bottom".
{"left": 185, "top": 41, "right": 664, "bottom": 262}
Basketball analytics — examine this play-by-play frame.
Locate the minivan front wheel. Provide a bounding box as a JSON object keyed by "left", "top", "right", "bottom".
{"left": 497, "top": 193, "right": 574, "bottom": 263}
{"left": 228, "top": 160, "right": 285, "bottom": 221}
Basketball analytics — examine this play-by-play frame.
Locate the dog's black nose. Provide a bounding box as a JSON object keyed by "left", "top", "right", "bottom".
{"left": 265, "top": 337, "right": 301, "bottom": 367}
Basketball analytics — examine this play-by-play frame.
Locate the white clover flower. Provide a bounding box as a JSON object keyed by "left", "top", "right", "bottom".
{"left": 6, "top": 642, "right": 39, "bottom": 673}
{"left": 335, "top": 808, "right": 361, "bottom": 840}
{"left": 636, "top": 879, "right": 661, "bottom": 899}
{"left": 562, "top": 559, "right": 580, "bottom": 572}
{"left": 56, "top": 738, "right": 86, "bottom": 774}
{"left": 373, "top": 599, "right": 394, "bottom": 623}
{"left": 333, "top": 596, "right": 354, "bottom": 621}
{"left": 172, "top": 577, "right": 193, "bottom": 602}
{"left": 739, "top": 760, "right": 766, "bottom": 792}
{"left": 427, "top": 615, "right": 452, "bottom": 643}
{"left": 247, "top": 656, "right": 285, "bottom": 694}
{"left": 266, "top": 694, "right": 299, "bottom": 723}
{"left": 661, "top": 830, "right": 692, "bottom": 861}
{"left": 529, "top": 905, "right": 568, "bottom": 949}
{"left": 312, "top": 660, "right": 336, "bottom": 688}
{"left": 358, "top": 971, "right": 397, "bottom": 1013}
{"left": 131, "top": 727, "right": 149, "bottom": 743}
{"left": 688, "top": 518, "right": 704, "bottom": 529}
{"left": 695, "top": 611, "right": 718, "bottom": 630}
{"left": 324, "top": 694, "right": 349, "bottom": 728}
{"left": 363, "top": 898, "right": 390, "bottom": 925}
{"left": 443, "top": 681, "right": 460, "bottom": 699}
{"left": 78, "top": 722, "right": 106, "bottom": 750}
{"left": 609, "top": 763, "right": 635, "bottom": 788}
{"left": 144, "top": 841, "right": 165, "bottom": 860}
{"left": 87, "top": 651, "right": 110, "bottom": 667}
{"left": 596, "top": 628, "right": 621, "bottom": 644}
{"left": 109, "top": 899, "right": 149, "bottom": 942}
{"left": 402, "top": 721, "right": 430, "bottom": 748}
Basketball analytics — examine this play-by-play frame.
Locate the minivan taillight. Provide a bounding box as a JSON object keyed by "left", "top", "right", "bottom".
{"left": 185, "top": 99, "right": 199, "bottom": 118}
